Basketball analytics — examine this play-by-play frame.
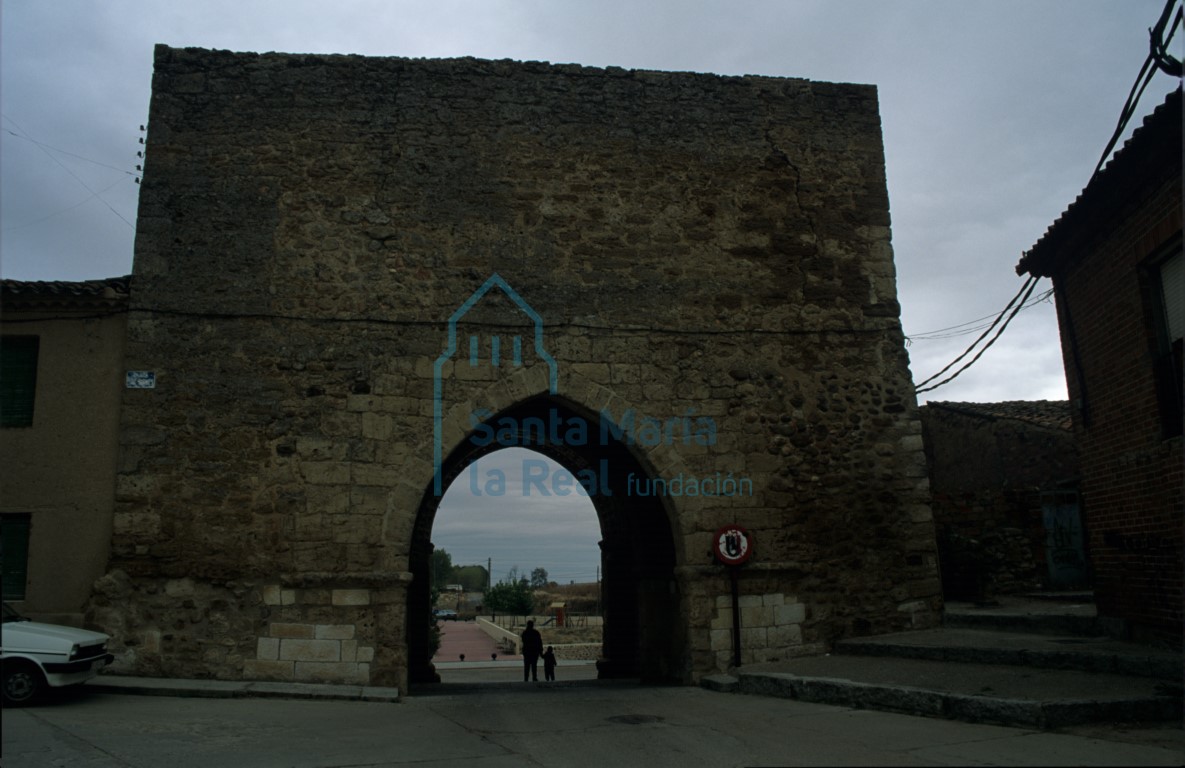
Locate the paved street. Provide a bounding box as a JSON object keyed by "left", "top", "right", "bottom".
{"left": 3, "top": 682, "right": 1182, "bottom": 767}
{"left": 434, "top": 620, "right": 516, "bottom": 664}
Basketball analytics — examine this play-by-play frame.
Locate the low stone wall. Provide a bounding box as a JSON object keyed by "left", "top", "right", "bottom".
{"left": 549, "top": 644, "right": 601, "bottom": 662}
{"left": 476, "top": 618, "right": 601, "bottom": 660}
{"left": 477, "top": 618, "right": 522, "bottom": 654}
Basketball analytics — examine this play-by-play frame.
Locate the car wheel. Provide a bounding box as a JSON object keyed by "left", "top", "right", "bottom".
{"left": 2, "top": 660, "right": 45, "bottom": 706}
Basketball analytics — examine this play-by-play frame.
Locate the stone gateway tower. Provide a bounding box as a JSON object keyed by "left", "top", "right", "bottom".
{"left": 92, "top": 45, "right": 940, "bottom": 693}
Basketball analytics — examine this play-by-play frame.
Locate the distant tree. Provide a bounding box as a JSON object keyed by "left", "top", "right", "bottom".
{"left": 452, "top": 564, "right": 489, "bottom": 591}
{"left": 530, "top": 567, "right": 549, "bottom": 589}
{"left": 485, "top": 573, "right": 534, "bottom": 614}
{"left": 430, "top": 548, "right": 454, "bottom": 591}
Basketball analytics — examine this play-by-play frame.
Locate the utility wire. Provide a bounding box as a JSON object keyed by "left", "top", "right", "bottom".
{"left": 916, "top": 276, "right": 1040, "bottom": 395}
{"left": 1090, "top": 0, "right": 1182, "bottom": 182}
{"left": 0, "top": 175, "right": 131, "bottom": 232}
{"left": 914, "top": 275, "right": 1038, "bottom": 390}
{"left": 1, "top": 115, "right": 135, "bottom": 229}
{"left": 916, "top": 0, "right": 1182, "bottom": 396}
{"left": 1, "top": 125, "right": 137, "bottom": 176}
{"left": 1152, "top": 0, "right": 1185, "bottom": 76}
{"left": 906, "top": 287, "right": 1053, "bottom": 342}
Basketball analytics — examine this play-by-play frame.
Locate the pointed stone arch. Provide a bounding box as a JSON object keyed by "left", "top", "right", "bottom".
{"left": 402, "top": 377, "right": 690, "bottom": 687}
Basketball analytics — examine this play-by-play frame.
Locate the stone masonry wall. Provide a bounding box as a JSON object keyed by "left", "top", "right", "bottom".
{"left": 97, "top": 46, "right": 940, "bottom": 690}
{"left": 920, "top": 403, "right": 1079, "bottom": 599}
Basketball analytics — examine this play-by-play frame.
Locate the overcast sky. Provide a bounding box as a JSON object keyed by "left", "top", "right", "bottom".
{"left": 2, "top": 1, "right": 1179, "bottom": 584}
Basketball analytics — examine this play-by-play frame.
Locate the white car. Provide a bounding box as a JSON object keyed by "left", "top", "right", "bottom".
{"left": 2, "top": 602, "right": 114, "bottom": 705}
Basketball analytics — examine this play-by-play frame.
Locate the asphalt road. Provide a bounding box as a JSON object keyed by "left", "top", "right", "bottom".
{"left": 3, "top": 682, "right": 1183, "bottom": 767}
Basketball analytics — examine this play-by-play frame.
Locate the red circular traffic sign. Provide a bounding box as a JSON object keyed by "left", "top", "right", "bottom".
{"left": 713, "top": 525, "right": 753, "bottom": 566}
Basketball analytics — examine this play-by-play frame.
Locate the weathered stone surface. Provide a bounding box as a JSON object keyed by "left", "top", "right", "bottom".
{"left": 315, "top": 624, "right": 356, "bottom": 640}
{"left": 242, "top": 660, "right": 295, "bottom": 682}
{"left": 279, "top": 639, "right": 341, "bottom": 662}
{"left": 94, "top": 47, "right": 940, "bottom": 691}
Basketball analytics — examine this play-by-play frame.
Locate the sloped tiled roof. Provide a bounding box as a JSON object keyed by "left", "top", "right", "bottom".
{"left": 1, "top": 275, "right": 131, "bottom": 310}
{"left": 1017, "top": 86, "right": 1182, "bottom": 277}
{"left": 923, "top": 400, "right": 1072, "bottom": 431}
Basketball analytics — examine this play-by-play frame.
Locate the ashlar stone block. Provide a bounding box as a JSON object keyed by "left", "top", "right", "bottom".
{"left": 243, "top": 659, "right": 295, "bottom": 681}
{"left": 769, "top": 624, "right": 803, "bottom": 647}
{"left": 295, "top": 661, "right": 370, "bottom": 685}
{"left": 332, "top": 589, "right": 371, "bottom": 606}
{"left": 270, "top": 623, "right": 315, "bottom": 639}
{"left": 279, "top": 638, "right": 341, "bottom": 662}
{"left": 315, "top": 624, "right": 356, "bottom": 640}
{"left": 775, "top": 603, "right": 807, "bottom": 626}
{"left": 257, "top": 637, "right": 280, "bottom": 660}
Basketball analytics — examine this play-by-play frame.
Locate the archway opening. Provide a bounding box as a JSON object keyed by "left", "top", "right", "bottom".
{"left": 432, "top": 445, "right": 603, "bottom": 679}
{"left": 434, "top": 447, "right": 602, "bottom": 592}
{"left": 407, "top": 395, "right": 683, "bottom": 689}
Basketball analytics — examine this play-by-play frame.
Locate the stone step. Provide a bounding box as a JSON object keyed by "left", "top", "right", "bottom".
{"left": 721, "top": 656, "right": 1183, "bottom": 729}
{"left": 1021, "top": 591, "right": 1095, "bottom": 603}
{"left": 835, "top": 628, "right": 1182, "bottom": 680}
{"left": 943, "top": 598, "right": 1101, "bottom": 637}
{"left": 943, "top": 610, "right": 1102, "bottom": 636}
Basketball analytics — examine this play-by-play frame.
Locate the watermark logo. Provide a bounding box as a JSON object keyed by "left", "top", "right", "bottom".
{"left": 432, "top": 273, "right": 557, "bottom": 495}
{"left": 432, "top": 274, "right": 751, "bottom": 498}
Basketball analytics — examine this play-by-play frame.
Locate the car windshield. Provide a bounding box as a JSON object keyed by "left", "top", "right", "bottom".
{"left": 2, "top": 602, "right": 30, "bottom": 623}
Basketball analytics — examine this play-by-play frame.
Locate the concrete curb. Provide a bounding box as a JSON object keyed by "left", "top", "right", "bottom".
{"left": 88, "top": 675, "right": 401, "bottom": 703}
{"left": 699, "top": 674, "right": 739, "bottom": 693}
{"left": 731, "top": 670, "right": 1182, "bottom": 729}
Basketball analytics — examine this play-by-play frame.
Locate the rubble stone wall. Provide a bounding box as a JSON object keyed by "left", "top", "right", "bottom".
{"left": 920, "top": 403, "right": 1080, "bottom": 599}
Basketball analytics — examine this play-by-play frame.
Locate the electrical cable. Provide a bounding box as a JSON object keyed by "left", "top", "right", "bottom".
{"left": 906, "top": 287, "right": 1053, "bottom": 342}
{"left": 916, "top": 1, "right": 1182, "bottom": 396}
{"left": 916, "top": 276, "right": 1040, "bottom": 394}
{"left": 2, "top": 302, "right": 902, "bottom": 339}
{"left": 0, "top": 115, "right": 134, "bottom": 229}
{"left": 1, "top": 124, "right": 138, "bottom": 176}
{"left": 0, "top": 175, "right": 132, "bottom": 232}
{"left": 1151, "top": 0, "right": 1184, "bottom": 76}
{"left": 913, "top": 275, "right": 1037, "bottom": 390}
{"left": 1090, "top": 0, "right": 1182, "bottom": 182}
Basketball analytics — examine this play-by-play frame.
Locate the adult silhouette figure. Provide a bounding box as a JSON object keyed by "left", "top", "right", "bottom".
{"left": 521, "top": 620, "right": 543, "bottom": 682}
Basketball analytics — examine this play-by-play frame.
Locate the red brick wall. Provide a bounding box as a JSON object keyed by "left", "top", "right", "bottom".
{"left": 1053, "top": 174, "right": 1183, "bottom": 646}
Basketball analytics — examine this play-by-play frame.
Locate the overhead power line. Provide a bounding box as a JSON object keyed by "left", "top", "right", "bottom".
{"left": 1, "top": 114, "right": 135, "bottom": 230}
{"left": 0, "top": 175, "right": 131, "bottom": 233}
{"left": 906, "top": 287, "right": 1053, "bottom": 343}
{"left": 914, "top": 276, "right": 1041, "bottom": 394}
{"left": 915, "top": 0, "right": 1182, "bottom": 397}
{"left": 1, "top": 126, "right": 137, "bottom": 176}
{"left": 915, "top": 276, "right": 1041, "bottom": 395}
{"left": 1090, "top": 0, "right": 1182, "bottom": 182}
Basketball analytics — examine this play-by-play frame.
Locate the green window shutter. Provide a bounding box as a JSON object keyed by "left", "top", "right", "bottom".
{"left": 0, "top": 336, "right": 39, "bottom": 428}
{"left": 1, "top": 514, "right": 32, "bottom": 600}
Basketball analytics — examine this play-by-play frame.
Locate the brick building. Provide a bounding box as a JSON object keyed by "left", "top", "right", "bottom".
{"left": 920, "top": 401, "right": 1080, "bottom": 601}
{"left": 1016, "top": 87, "right": 1182, "bottom": 646}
